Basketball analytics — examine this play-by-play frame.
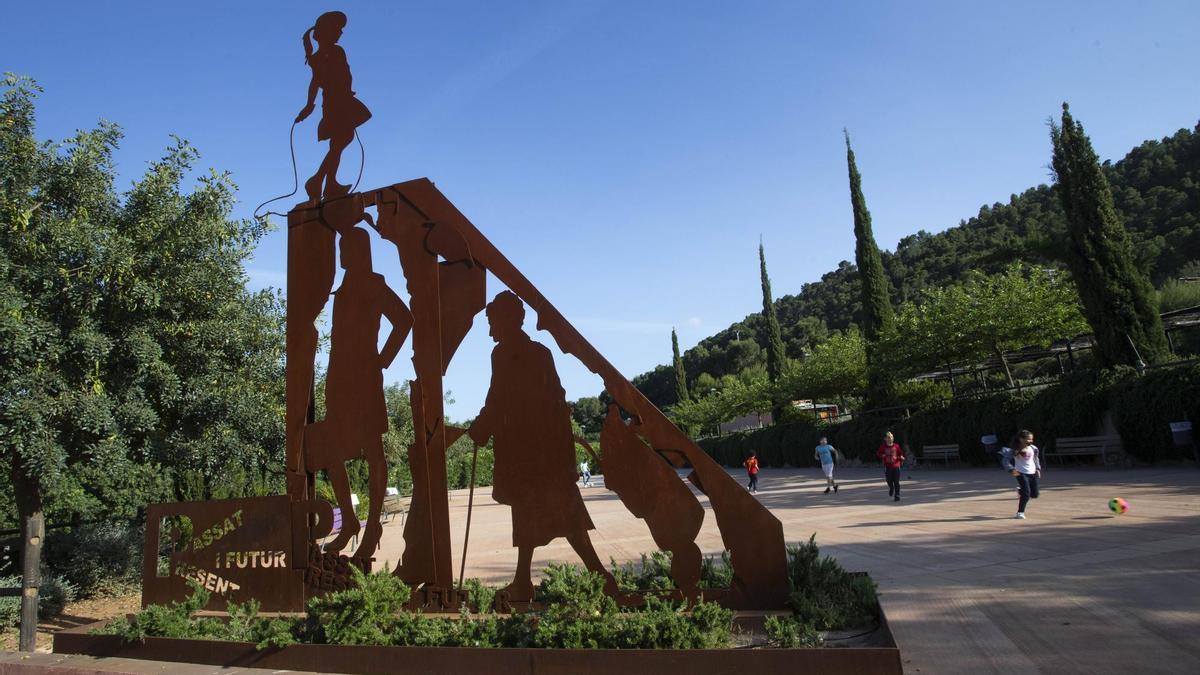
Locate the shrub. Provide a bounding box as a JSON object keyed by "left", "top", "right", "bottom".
{"left": 41, "top": 522, "right": 142, "bottom": 599}
{"left": 99, "top": 563, "right": 737, "bottom": 650}
{"left": 611, "top": 551, "right": 674, "bottom": 591}
{"left": 0, "top": 573, "right": 70, "bottom": 630}
{"left": 1110, "top": 362, "right": 1200, "bottom": 463}
{"left": 699, "top": 551, "right": 733, "bottom": 589}
{"left": 533, "top": 565, "right": 731, "bottom": 649}
{"left": 460, "top": 577, "right": 496, "bottom": 614}
{"left": 98, "top": 582, "right": 296, "bottom": 649}
{"left": 304, "top": 566, "right": 412, "bottom": 645}
{"left": 695, "top": 362, "right": 1200, "bottom": 468}
{"left": 764, "top": 615, "right": 822, "bottom": 647}
{"left": 785, "top": 536, "right": 878, "bottom": 630}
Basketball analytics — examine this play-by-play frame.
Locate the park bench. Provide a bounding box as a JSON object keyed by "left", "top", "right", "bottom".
{"left": 1047, "top": 436, "right": 1124, "bottom": 468}
{"left": 921, "top": 444, "right": 961, "bottom": 467}
{"left": 381, "top": 493, "right": 408, "bottom": 526}
{"left": 322, "top": 507, "right": 369, "bottom": 550}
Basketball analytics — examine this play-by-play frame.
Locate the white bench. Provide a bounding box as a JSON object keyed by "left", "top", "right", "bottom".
{"left": 1048, "top": 436, "right": 1123, "bottom": 468}
{"left": 921, "top": 444, "right": 960, "bottom": 467}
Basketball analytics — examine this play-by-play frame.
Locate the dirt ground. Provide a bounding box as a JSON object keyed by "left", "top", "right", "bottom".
{"left": 0, "top": 592, "right": 140, "bottom": 653}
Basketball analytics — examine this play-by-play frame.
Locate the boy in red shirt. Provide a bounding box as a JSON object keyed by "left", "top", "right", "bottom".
{"left": 744, "top": 451, "right": 760, "bottom": 494}
{"left": 877, "top": 431, "right": 905, "bottom": 502}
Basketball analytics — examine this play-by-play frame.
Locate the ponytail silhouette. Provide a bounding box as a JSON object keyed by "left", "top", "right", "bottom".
{"left": 302, "top": 26, "right": 316, "bottom": 64}
{"left": 295, "top": 11, "right": 370, "bottom": 202}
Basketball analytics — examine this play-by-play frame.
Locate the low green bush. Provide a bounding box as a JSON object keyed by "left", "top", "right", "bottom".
{"left": 699, "top": 551, "right": 733, "bottom": 589}
{"left": 0, "top": 573, "right": 77, "bottom": 630}
{"left": 98, "top": 583, "right": 296, "bottom": 648}
{"left": 763, "top": 615, "right": 822, "bottom": 647}
{"left": 610, "top": 550, "right": 734, "bottom": 591}
{"left": 1110, "top": 362, "right": 1200, "bottom": 463}
{"left": 99, "top": 563, "right": 736, "bottom": 650}
{"left": 784, "top": 535, "right": 878, "bottom": 630}
{"left": 611, "top": 551, "right": 674, "bottom": 591}
{"left": 41, "top": 522, "right": 143, "bottom": 599}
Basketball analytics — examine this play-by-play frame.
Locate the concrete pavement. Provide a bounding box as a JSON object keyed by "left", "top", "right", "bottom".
{"left": 372, "top": 465, "right": 1200, "bottom": 674}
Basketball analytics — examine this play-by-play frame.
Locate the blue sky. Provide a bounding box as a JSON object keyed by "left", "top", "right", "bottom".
{"left": 6, "top": 1, "right": 1199, "bottom": 419}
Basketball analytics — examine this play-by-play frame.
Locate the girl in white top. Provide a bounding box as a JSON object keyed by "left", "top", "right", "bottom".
{"left": 1003, "top": 429, "right": 1041, "bottom": 519}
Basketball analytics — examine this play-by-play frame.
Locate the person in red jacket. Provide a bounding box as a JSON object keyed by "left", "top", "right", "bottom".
{"left": 877, "top": 431, "right": 905, "bottom": 502}
{"left": 744, "top": 451, "right": 760, "bottom": 494}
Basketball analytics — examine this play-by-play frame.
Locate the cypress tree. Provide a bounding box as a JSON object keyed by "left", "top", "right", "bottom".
{"left": 759, "top": 241, "right": 787, "bottom": 421}
{"left": 672, "top": 327, "right": 690, "bottom": 404}
{"left": 845, "top": 131, "right": 895, "bottom": 401}
{"left": 1050, "top": 104, "right": 1170, "bottom": 367}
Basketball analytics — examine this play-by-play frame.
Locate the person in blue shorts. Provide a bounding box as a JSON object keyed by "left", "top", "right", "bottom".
{"left": 814, "top": 437, "right": 841, "bottom": 494}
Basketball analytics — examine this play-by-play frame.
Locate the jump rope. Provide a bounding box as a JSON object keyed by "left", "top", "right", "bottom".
{"left": 252, "top": 123, "right": 366, "bottom": 222}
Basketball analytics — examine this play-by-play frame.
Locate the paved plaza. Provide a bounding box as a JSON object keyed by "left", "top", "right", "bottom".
{"left": 375, "top": 465, "right": 1200, "bottom": 674}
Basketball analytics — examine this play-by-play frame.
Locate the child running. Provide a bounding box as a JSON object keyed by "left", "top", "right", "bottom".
{"left": 877, "top": 431, "right": 905, "bottom": 502}
{"left": 814, "top": 437, "right": 840, "bottom": 494}
{"left": 744, "top": 451, "right": 760, "bottom": 494}
{"left": 1005, "top": 430, "right": 1041, "bottom": 519}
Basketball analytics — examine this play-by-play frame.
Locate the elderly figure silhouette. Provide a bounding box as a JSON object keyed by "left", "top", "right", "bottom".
{"left": 305, "top": 228, "right": 411, "bottom": 556}
{"left": 296, "top": 10, "right": 372, "bottom": 202}
{"left": 468, "top": 292, "right": 618, "bottom": 601}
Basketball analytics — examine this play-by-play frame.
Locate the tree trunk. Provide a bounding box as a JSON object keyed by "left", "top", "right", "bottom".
{"left": 995, "top": 345, "right": 1015, "bottom": 388}
{"left": 10, "top": 458, "right": 43, "bottom": 652}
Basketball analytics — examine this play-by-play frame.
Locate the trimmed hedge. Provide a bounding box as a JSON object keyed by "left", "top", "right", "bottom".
{"left": 1111, "top": 363, "right": 1200, "bottom": 462}
{"left": 698, "top": 363, "right": 1199, "bottom": 467}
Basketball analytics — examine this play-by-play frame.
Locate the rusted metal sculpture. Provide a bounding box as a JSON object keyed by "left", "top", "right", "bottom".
{"left": 303, "top": 227, "right": 411, "bottom": 556}
{"left": 281, "top": 180, "right": 788, "bottom": 608}
{"left": 599, "top": 403, "right": 704, "bottom": 600}
{"left": 296, "top": 10, "right": 371, "bottom": 202}
{"left": 469, "top": 291, "right": 619, "bottom": 601}
{"left": 146, "top": 10, "right": 788, "bottom": 612}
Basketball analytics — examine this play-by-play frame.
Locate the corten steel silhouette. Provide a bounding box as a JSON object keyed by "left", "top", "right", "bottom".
{"left": 468, "top": 292, "right": 618, "bottom": 601}
{"left": 599, "top": 403, "right": 704, "bottom": 599}
{"left": 296, "top": 10, "right": 371, "bottom": 202}
{"left": 144, "top": 10, "right": 787, "bottom": 614}
{"left": 304, "top": 227, "right": 412, "bottom": 556}
{"left": 285, "top": 179, "right": 789, "bottom": 608}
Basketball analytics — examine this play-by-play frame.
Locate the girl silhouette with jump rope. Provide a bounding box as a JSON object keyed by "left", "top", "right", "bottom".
{"left": 295, "top": 10, "right": 371, "bottom": 202}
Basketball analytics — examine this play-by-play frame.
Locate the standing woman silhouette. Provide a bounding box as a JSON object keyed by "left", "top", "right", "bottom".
{"left": 296, "top": 11, "right": 371, "bottom": 202}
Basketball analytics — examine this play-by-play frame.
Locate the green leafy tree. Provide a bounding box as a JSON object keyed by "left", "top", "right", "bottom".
{"left": 1050, "top": 103, "right": 1170, "bottom": 367}
{"left": 779, "top": 329, "right": 867, "bottom": 410}
{"left": 671, "top": 328, "right": 689, "bottom": 404}
{"left": 881, "top": 264, "right": 1090, "bottom": 386}
{"left": 0, "top": 74, "right": 285, "bottom": 541}
{"left": 844, "top": 131, "right": 895, "bottom": 403}
{"left": 568, "top": 396, "right": 605, "bottom": 439}
{"left": 669, "top": 372, "right": 773, "bottom": 437}
{"left": 758, "top": 243, "right": 787, "bottom": 421}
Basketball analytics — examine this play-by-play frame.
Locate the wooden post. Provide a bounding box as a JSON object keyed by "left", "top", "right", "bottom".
{"left": 19, "top": 512, "right": 43, "bottom": 652}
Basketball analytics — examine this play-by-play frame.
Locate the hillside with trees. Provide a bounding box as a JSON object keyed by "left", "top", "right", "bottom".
{"left": 618, "top": 123, "right": 1200, "bottom": 411}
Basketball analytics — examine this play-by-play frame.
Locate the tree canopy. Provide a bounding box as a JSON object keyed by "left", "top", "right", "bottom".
{"left": 880, "top": 263, "right": 1090, "bottom": 385}
{"left": 0, "top": 75, "right": 286, "bottom": 527}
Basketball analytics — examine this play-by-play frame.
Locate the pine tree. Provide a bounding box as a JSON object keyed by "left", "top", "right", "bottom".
{"left": 1050, "top": 104, "right": 1170, "bottom": 367}
{"left": 672, "top": 328, "right": 690, "bottom": 404}
{"left": 759, "top": 241, "right": 787, "bottom": 421}
{"left": 845, "top": 131, "right": 895, "bottom": 402}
